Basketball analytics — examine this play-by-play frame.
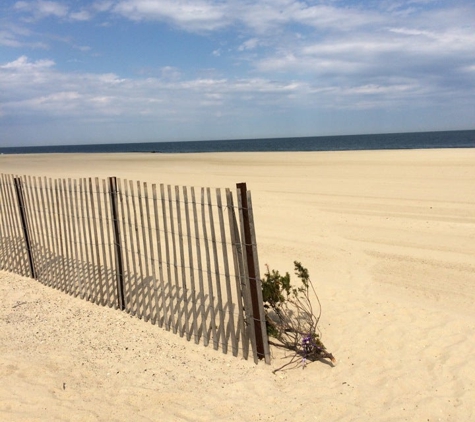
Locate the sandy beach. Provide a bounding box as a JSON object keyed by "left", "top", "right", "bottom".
{"left": 1, "top": 148, "right": 474, "bottom": 421}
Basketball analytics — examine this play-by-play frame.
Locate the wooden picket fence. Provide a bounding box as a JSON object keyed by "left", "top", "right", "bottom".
{"left": 0, "top": 173, "right": 270, "bottom": 363}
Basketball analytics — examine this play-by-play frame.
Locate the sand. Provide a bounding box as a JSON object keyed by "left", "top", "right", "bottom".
{"left": 1, "top": 148, "right": 474, "bottom": 421}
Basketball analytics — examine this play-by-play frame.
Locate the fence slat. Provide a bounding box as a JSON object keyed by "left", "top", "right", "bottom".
{"left": 201, "top": 187, "right": 218, "bottom": 350}
{"left": 102, "top": 178, "right": 116, "bottom": 308}
{"left": 183, "top": 186, "right": 199, "bottom": 344}
{"left": 0, "top": 176, "right": 12, "bottom": 272}
{"left": 160, "top": 184, "right": 174, "bottom": 331}
{"left": 47, "top": 178, "right": 60, "bottom": 288}
{"left": 237, "top": 183, "right": 265, "bottom": 363}
{"left": 175, "top": 185, "right": 189, "bottom": 338}
{"left": 54, "top": 179, "right": 66, "bottom": 291}
{"left": 68, "top": 178, "right": 81, "bottom": 297}
{"left": 245, "top": 190, "right": 271, "bottom": 364}
{"left": 2, "top": 175, "right": 24, "bottom": 274}
{"left": 167, "top": 184, "right": 181, "bottom": 335}
{"left": 58, "top": 179, "right": 69, "bottom": 291}
{"left": 129, "top": 180, "right": 145, "bottom": 319}
{"left": 226, "top": 188, "right": 249, "bottom": 359}
{"left": 191, "top": 186, "right": 208, "bottom": 347}
{"left": 137, "top": 181, "right": 152, "bottom": 322}
{"left": 73, "top": 179, "right": 84, "bottom": 298}
{"left": 109, "top": 177, "right": 125, "bottom": 311}
{"left": 216, "top": 188, "right": 237, "bottom": 356}
{"left": 143, "top": 183, "right": 158, "bottom": 323}
{"left": 152, "top": 184, "right": 167, "bottom": 328}
{"left": 38, "top": 177, "right": 54, "bottom": 286}
{"left": 207, "top": 188, "right": 226, "bottom": 351}
{"left": 118, "top": 179, "right": 132, "bottom": 310}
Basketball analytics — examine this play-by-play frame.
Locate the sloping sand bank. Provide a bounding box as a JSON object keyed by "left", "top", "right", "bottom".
{"left": 1, "top": 149, "right": 474, "bottom": 421}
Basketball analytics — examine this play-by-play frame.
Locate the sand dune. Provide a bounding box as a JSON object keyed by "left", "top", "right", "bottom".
{"left": 1, "top": 148, "right": 474, "bottom": 421}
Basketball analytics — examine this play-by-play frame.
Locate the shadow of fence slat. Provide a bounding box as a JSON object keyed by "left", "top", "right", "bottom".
{"left": 0, "top": 173, "right": 270, "bottom": 364}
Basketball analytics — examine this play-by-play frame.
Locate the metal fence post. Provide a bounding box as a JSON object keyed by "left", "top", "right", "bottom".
{"left": 108, "top": 177, "right": 126, "bottom": 310}
{"left": 236, "top": 182, "right": 267, "bottom": 361}
{"left": 13, "top": 177, "right": 36, "bottom": 279}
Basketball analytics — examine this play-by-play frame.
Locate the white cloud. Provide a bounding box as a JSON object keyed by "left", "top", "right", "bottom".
{"left": 70, "top": 10, "right": 93, "bottom": 21}
{"left": 13, "top": 0, "right": 100, "bottom": 22}
{"left": 112, "top": 0, "right": 229, "bottom": 31}
{"left": 0, "top": 55, "right": 55, "bottom": 69}
{"left": 0, "top": 22, "right": 48, "bottom": 48}
{"left": 14, "top": 0, "right": 69, "bottom": 19}
{"left": 238, "top": 38, "right": 259, "bottom": 51}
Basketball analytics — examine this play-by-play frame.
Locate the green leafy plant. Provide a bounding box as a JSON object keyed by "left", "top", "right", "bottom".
{"left": 262, "top": 261, "right": 335, "bottom": 372}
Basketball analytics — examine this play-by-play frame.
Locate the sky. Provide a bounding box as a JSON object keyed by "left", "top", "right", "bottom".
{"left": 1, "top": 0, "right": 475, "bottom": 147}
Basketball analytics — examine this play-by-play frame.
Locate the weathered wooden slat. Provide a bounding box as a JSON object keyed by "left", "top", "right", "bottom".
{"left": 80, "top": 178, "right": 93, "bottom": 299}
{"left": 167, "top": 184, "right": 181, "bottom": 335}
{"left": 152, "top": 184, "right": 167, "bottom": 327}
{"left": 92, "top": 178, "right": 104, "bottom": 302}
{"left": 102, "top": 178, "right": 116, "bottom": 308}
{"left": 201, "top": 187, "right": 218, "bottom": 350}
{"left": 236, "top": 185, "right": 259, "bottom": 363}
{"left": 183, "top": 186, "right": 199, "bottom": 344}
{"left": 46, "top": 178, "right": 60, "bottom": 289}
{"left": 108, "top": 177, "right": 125, "bottom": 310}
{"left": 129, "top": 180, "right": 145, "bottom": 319}
{"left": 57, "top": 179, "right": 68, "bottom": 291}
{"left": 35, "top": 176, "right": 50, "bottom": 281}
{"left": 137, "top": 181, "right": 152, "bottom": 322}
{"left": 246, "top": 191, "right": 271, "bottom": 364}
{"left": 160, "top": 183, "right": 174, "bottom": 331}
{"left": 68, "top": 178, "right": 81, "bottom": 297}
{"left": 191, "top": 186, "right": 208, "bottom": 346}
{"left": 2, "top": 175, "right": 21, "bottom": 273}
{"left": 53, "top": 179, "right": 66, "bottom": 291}
{"left": 226, "top": 188, "right": 249, "bottom": 360}
{"left": 123, "top": 180, "right": 138, "bottom": 315}
{"left": 174, "top": 185, "right": 189, "bottom": 338}
{"left": 3, "top": 175, "right": 22, "bottom": 273}
{"left": 40, "top": 177, "right": 55, "bottom": 286}
{"left": 87, "top": 178, "right": 101, "bottom": 303}
{"left": 207, "top": 188, "right": 226, "bottom": 351}
{"left": 59, "top": 178, "right": 73, "bottom": 292}
{"left": 216, "top": 188, "right": 238, "bottom": 356}
{"left": 117, "top": 179, "right": 132, "bottom": 311}
{"left": 0, "top": 175, "right": 11, "bottom": 272}
{"left": 143, "top": 182, "right": 158, "bottom": 323}
{"left": 72, "top": 178, "right": 84, "bottom": 298}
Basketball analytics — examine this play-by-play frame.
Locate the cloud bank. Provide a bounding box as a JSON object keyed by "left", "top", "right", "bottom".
{"left": 1, "top": 0, "right": 474, "bottom": 145}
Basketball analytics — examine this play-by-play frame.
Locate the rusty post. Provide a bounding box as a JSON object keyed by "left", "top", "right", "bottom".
{"left": 108, "top": 177, "right": 126, "bottom": 310}
{"left": 236, "top": 182, "right": 265, "bottom": 360}
{"left": 13, "top": 177, "right": 36, "bottom": 279}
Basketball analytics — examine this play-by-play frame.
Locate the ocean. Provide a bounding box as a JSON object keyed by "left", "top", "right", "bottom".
{"left": 1, "top": 129, "right": 474, "bottom": 155}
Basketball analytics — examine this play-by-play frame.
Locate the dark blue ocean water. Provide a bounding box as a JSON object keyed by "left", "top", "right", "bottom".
{"left": 1, "top": 130, "right": 474, "bottom": 155}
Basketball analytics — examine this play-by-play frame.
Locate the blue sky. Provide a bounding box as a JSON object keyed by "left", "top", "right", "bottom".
{"left": 1, "top": 0, "right": 474, "bottom": 146}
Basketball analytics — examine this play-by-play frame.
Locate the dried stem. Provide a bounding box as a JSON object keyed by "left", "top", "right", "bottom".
{"left": 261, "top": 261, "right": 335, "bottom": 373}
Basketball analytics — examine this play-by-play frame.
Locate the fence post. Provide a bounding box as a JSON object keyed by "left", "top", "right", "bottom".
{"left": 108, "top": 177, "right": 126, "bottom": 311}
{"left": 236, "top": 182, "right": 267, "bottom": 361}
{"left": 13, "top": 177, "right": 36, "bottom": 279}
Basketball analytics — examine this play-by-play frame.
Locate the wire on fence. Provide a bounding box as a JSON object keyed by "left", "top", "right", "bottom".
{"left": 0, "top": 174, "right": 270, "bottom": 364}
